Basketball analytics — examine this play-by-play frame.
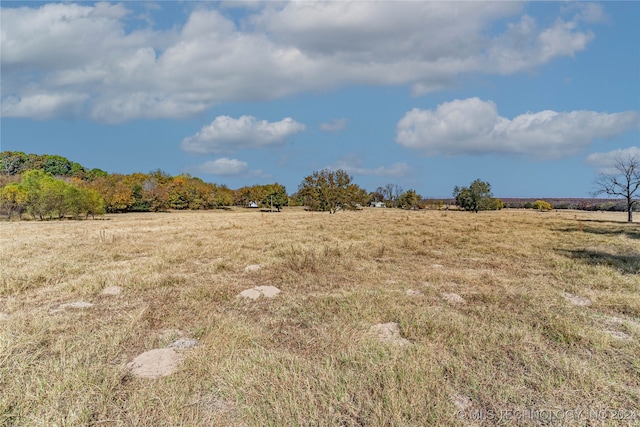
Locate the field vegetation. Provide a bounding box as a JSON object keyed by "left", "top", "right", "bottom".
{"left": 1, "top": 208, "right": 638, "bottom": 425}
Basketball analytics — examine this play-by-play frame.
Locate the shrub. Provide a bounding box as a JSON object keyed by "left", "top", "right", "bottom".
{"left": 532, "top": 200, "right": 553, "bottom": 211}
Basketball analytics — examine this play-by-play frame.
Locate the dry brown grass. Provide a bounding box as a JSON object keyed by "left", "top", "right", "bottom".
{"left": 1, "top": 208, "right": 639, "bottom": 426}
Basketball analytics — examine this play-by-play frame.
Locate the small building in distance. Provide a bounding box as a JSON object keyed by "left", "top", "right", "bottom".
{"left": 370, "top": 201, "right": 386, "bottom": 208}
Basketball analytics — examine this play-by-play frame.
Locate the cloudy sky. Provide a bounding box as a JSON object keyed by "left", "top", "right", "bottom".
{"left": 2, "top": 1, "right": 639, "bottom": 198}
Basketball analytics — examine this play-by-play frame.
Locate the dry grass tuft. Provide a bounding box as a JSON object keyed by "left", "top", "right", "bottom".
{"left": 1, "top": 208, "right": 638, "bottom": 425}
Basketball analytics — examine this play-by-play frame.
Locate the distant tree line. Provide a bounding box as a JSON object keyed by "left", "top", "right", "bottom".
{"left": 0, "top": 152, "right": 297, "bottom": 219}
{"left": 500, "top": 198, "right": 635, "bottom": 212}
{"left": 2, "top": 151, "right": 637, "bottom": 220}
{"left": 0, "top": 152, "right": 429, "bottom": 218}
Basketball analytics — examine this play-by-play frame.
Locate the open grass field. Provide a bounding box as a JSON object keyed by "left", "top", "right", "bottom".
{"left": 1, "top": 208, "right": 639, "bottom": 426}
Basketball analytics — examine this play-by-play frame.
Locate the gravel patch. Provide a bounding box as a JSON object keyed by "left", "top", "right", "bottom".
{"left": 169, "top": 338, "right": 200, "bottom": 350}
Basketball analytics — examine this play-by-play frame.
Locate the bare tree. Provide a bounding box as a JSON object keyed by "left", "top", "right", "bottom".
{"left": 383, "top": 184, "right": 394, "bottom": 205}
{"left": 380, "top": 183, "right": 403, "bottom": 208}
{"left": 593, "top": 154, "right": 640, "bottom": 222}
{"left": 392, "top": 184, "right": 404, "bottom": 206}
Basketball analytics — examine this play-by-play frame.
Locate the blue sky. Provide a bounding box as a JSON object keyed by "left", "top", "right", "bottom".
{"left": 1, "top": 1, "right": 639, "bottom": 198}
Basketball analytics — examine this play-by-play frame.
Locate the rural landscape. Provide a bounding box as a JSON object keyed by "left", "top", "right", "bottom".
{"left": 1, "top": 152, "right": 639, "bottom": 426}
{"left": 2, "top": 1, "right": 639, "bottom": 425}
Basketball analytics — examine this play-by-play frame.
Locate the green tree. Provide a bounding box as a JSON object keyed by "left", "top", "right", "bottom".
{"left": 64, "top": 185, "right": 84, "bottom": 218}
{"left": 0, "top": 183, "right": 28, "bottom": 219}
{"left": 298, "top": 169, "right": 366, "bottom": 213}
{"left": 39, "top": 178, "right": 68, "bottom": 219}
{"left": 10, "top": 170, "right": 105, "bottom": 220}
{"left": 211, "top": 184, "right": 233, "bottom": 208}
{"left": 487, "top": 198, "right": 504, "bottom": 210}
{"left": 43, "top": 155, "right": 76, "bottom": 177}
{"left": 261, "top": 183, "right": 288, "bottom": 212}
{"left": 69, "top": 162, "right": 89, "bottom": 179}
{"left": 19, "top": 170, "right": 69, "bottom": 219}
{"left": 79, "top": 188, "right": 106, "bottom": 219}
{"left": 87, "top": 168, "right": 108, "bottom": 180}
{"left": 398, "top": 189, "right": 421, "bottom": 209}
{"left": 20, "top": 170, "right": 50, "bottom": 219}
{"left": 453, "top": 179, "right": 494, "bottom": 213}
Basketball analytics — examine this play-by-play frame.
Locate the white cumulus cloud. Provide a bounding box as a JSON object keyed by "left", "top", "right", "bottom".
{"left": 0, "top": 2, "right": 603, "bottom": 122}
{"left": 192, "top": 158, "right": 249, "bottom": 176}
{"left": 586, "top": 147, "right": 640, "bottom": 174}
{"left": 396, "top": 98, "right": 639, "bottom": 160}
{"left": 181, "top": 115, "right": 306, "bottom": 154}
{"left": 487, "top": 15, "right": 594, "bottom": 74}
{"left": 1, "top": 92, "right": 89, "bottom": 120}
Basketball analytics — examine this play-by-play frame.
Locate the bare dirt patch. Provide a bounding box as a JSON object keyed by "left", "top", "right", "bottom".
{"left": 605, "top": 330, "right": 632, "bottom": 341}
{"left": 561, "top": 292, "right": 591, "bottom": 306}
{"left": 101, "top": 285, "right": 122, "bottom": 296}
{"left": 369, "top": 322, "right": 411, "bottom": 347}
{"left": 601, "top": 316, "right": 636, "bottom": 341}
{"left": 187, "top": 393, "right": 241, "bottom": 425}
{"left": 451, "top": 393, "right": 473, "bottom": 411}
{"left": 126, "top": 348, "right": 182, "bottom": 379}
{"left": 442, "top": 292, "right": 466, "bottom": 304}
{"left": 244, "top": 264, "right": 263, "bottom": 273}
{"left": 237, "top": 285, "right": 281, "bottom": 300}
{"left": 50, "top": 301, "right": 94, "bottom": 313}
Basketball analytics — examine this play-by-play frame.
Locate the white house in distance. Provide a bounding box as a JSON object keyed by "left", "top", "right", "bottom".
{"left": 370, "top": 201, "right": 386, "bottom": 208}
{"left": 248, "top": 201, "right": 259, "bottom": 208}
